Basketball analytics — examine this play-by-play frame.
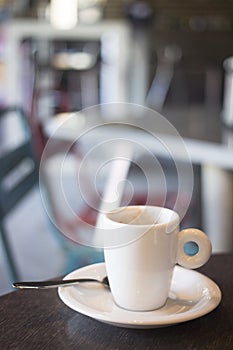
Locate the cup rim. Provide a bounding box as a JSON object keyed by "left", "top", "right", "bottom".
{"left": 105, "top": 205, "right": 179, "bottom": 228}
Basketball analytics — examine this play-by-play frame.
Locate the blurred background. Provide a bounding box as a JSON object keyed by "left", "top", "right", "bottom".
{"left": 0, "top": 0, "right": 233, "bottom": 295}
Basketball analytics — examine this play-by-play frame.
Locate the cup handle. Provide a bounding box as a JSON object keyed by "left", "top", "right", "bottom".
{"left": 177, "top": 228, "right": 212, "bottom": 269}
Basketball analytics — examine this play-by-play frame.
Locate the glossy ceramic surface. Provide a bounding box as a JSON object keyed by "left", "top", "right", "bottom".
{"left": 58, "top": 263, "right": 221, "bottom": 328}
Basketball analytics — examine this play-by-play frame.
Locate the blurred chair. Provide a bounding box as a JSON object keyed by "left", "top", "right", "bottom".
{"left": 0, "top": 107, "right": 103, "bottom": 281}
{"left": 40, "top": 150, "right": 104, "bottom": 273}
{"left": 0, "top": 107, "right": 38, "bottom": 280}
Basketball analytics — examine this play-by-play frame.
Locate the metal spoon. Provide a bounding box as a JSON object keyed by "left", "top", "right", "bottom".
{"left": 12, "top": 276, "right": 110, "bottom": 289}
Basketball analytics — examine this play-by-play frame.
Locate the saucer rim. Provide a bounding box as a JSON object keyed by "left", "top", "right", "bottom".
{"left": 58, "top": 262, "right": 222, "bottom": 328}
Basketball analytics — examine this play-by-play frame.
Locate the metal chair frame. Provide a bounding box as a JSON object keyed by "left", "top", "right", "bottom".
{"left": 0, "top": 107, "right": 39, "bottom": 280}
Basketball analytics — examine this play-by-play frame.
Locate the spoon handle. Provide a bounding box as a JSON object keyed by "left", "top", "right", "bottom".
{"left": 13, "top": 278, "right": 103, "bottom": 289}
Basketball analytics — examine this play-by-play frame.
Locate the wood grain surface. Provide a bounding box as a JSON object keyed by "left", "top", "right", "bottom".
{"left": 0, "top": 254, "right": 232, "bottom": 350}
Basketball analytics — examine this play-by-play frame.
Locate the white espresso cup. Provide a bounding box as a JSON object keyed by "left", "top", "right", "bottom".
{"left": 103, "top": 205, "right": 212, "bottom": 311}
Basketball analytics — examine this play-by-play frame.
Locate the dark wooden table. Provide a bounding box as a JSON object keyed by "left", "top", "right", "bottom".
{"left": 0, "top": 254, "right": 232, "bottom": 350}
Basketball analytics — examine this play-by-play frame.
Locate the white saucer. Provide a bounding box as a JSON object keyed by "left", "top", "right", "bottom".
{"left": 58, "top": 263, "right": 221, "bottom": 328}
